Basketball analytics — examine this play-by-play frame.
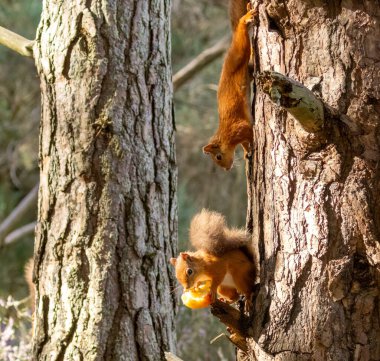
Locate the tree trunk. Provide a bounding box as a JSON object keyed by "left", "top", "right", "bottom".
{"left": 32, "top": 1, "right": 177, "bottom": 360}
{"left": 244, "top": 1, "right": 380, "bottom": 360}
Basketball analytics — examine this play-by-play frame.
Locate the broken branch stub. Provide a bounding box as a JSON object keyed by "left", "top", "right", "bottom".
{"left": 257, "top": 71, "right": 324, "bottom": 133}
{"left": 210, "top": 300, "right": 252, "bottom": 352}
{"left": 165, "top": 352, "right": 184, "bottom": 361}
{"left": 0, "top": 26, "right": 34, "bottom": 58}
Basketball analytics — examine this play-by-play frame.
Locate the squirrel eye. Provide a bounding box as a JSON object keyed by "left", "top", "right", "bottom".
{"left": 216, "top": 154, "right": 222, "bottom": 161}
{"left": 186, "top": 268, "right": 193, "bottom": 276}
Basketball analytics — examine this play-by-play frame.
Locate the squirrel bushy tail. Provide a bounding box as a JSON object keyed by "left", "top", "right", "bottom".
{"left": 189, "top": 209, "right": 251, "bottom": 256}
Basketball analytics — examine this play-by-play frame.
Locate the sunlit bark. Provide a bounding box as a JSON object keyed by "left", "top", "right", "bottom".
{"left": 244, "top": 1, "right": 380, "bottom": 360}
{"left": 32, "top": 1, "right": 177, "bottom": 360}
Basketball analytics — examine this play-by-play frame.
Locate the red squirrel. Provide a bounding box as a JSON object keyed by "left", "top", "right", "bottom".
{"left": 170, "top": 209, "right": 255, "bottom": 303}
{"left": 203, "top": 2, "right": 257, "bottom": 170}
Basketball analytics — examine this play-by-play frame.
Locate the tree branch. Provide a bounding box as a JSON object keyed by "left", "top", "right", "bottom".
{"left": 173, "top": 36, "right": 230, "bottom": 91}
{"left": 0, "top": 26, "right": 34, "bottom": 58}
{"left": 165, "top": 352, "right": 184, "bottom": 361}
{"left": 257, "top": 71, "right": 324, "bottom": 132}
{"left": 0, "top": 184, "right": 38, "bottom": 245}
{"left": 4, "top": 222, "right": 36, "bottom": 245}
{"left": 210, "top": 300, "right": 252, "bottom": 352}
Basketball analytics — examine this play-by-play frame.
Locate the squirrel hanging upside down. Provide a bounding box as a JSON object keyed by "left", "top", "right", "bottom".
{"left": 203, "top": 1, "right": 258, "bottom": 170}
{"left": 170, "top": 209, "right": 255, "bottom": 304}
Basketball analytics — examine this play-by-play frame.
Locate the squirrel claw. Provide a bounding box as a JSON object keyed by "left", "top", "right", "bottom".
{"left": 244, "top": 6, "right": 259, "bottom": 25}
{"left": 242, "top": 141, "right": 253, "bottom": 159}
{"left": 245, "top": 298, "right": 253, "bottom": 313}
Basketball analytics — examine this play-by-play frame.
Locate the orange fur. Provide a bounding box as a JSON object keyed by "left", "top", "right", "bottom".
{"left": 189, "top": 209, "right": 252, "bottom": 256}
{"left": 203, "top": 6, "right": 258, "bottom": 170}
{"left": 172, "top": 249, "right": 255, "bottom": 303}
{"left": 171, "top": 210, "right": 255, "bottom": 303}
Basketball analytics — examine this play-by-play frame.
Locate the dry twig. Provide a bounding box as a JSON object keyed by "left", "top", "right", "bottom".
{"left": 210, "top": 300, "right": 252, "bottom": 352}
{"left": 173, "top": 36, "right": 230, "bottom": 91}
{"left": 0, "top": 184, "right": 38, "bottom": 245}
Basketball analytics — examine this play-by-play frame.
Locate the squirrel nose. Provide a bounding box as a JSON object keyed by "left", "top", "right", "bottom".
{"left": 224, "top": 161, "right": 233, "bottom": 171}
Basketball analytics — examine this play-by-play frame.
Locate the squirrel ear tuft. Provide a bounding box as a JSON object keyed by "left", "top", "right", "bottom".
{"left": 180, "top": 252, "right": 191, "bottom": 261}
{"left": 203, "top": 145, "right": 212, "bottom": 154}
{"left": 170, "top": 258, "right": 177, "bottom": 266}
{"left": 203, "top": 143, "right": 218, "bottom": 154}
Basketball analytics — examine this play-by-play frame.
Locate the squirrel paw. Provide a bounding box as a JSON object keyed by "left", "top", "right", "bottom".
{"left": 242, "top": 141, "right": 253, "bottom": 159}
{"left": 244, "top": 149, "right": 253, "bottom": 159}
{"left": 243, "top": 7, "right": 259, "bottom": 26}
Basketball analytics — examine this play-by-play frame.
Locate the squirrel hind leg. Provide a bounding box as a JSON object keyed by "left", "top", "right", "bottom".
{"left": 244, "top": 293, "right": 254, "bottom": 313}
{"left": 217, "top": 285, "right": 240, "bottom": 303}
{"left": 210, "top": 283, "right": 219, "bottom": 304}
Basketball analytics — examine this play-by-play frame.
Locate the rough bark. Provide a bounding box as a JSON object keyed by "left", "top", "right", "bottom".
{"left": 244, "top": 1, "right": 380, "bottom": 360}
{"left": 32, "top": 1, "right": 177, "bottom": 360}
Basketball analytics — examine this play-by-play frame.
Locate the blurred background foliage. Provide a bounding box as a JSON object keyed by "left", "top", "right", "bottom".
{"left": 0, "top": 0, "right": 40, "bottom": 300}
{"left": 0, "top": 0, "right": 247, "bottom": 359}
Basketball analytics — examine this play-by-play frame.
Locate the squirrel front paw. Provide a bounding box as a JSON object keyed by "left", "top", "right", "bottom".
{"left": 242, "top": 141, "right": 253, "bottom": 159}
{"left": 243, "top": 6, "right": 259, "bottom": 26}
